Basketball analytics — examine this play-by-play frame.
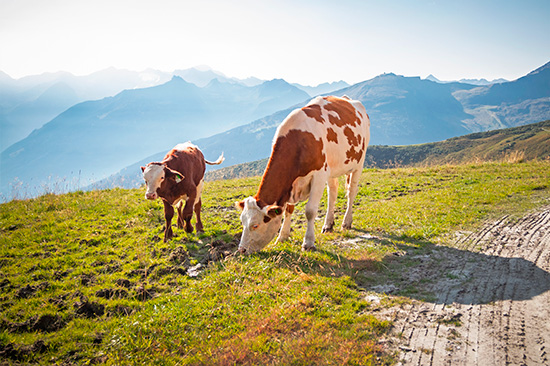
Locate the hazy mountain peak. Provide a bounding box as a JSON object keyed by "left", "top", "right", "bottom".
{"left": 425, "top": 74, "right": 441, "bottom": 83}
{"left": 0, "top": 70, "right": 14, "bottom": 82}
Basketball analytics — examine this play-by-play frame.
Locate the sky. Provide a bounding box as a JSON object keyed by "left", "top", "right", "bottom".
{"left": 1, "top": 0, "right": 549, "bottom": 86}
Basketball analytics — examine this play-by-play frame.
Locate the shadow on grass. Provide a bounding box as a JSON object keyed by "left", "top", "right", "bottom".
{"left": 244, "top": 231, "right": 550, "bottom": 306}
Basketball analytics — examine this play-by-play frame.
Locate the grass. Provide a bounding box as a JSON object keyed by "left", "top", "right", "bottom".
{"left": 0, "top": 160, "right": 549, "bottom": 365}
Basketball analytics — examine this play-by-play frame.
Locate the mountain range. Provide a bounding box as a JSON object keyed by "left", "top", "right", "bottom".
{"left": 1, "top": 61, "right": 549, "bottom": 200}
{"left": 0, "top": 66, "right": 344, "bottom": 152}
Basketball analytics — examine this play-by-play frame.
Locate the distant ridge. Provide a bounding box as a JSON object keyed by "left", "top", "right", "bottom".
{"left": 423, "top": 74, "right": 509, "bottom": 85}
{"left": 205, "top": 120, "right": 550, "bottom": 180}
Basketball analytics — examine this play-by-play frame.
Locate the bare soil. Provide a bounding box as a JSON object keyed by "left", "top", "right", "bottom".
{"left": 381, "top": 205, "right": 550, "bottom": 365}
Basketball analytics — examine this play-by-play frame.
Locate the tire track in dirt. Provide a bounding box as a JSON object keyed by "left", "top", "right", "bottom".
{"left": 384, "top": 205, "right": 550, "bottom": 366}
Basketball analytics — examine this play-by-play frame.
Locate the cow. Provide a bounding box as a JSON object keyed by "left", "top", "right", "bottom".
{"left": 141, "top": 142, "right": 224, "bottom": 242}
{"left": 236, "top": 95, "right": 370, "bottom": 254}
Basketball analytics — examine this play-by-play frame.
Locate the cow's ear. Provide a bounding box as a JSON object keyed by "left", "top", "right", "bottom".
{"left": 165, "top": 167, "right": 184, "bottom": 183}
{"left": 141, "top": 166, "right": 146, "bottom": 172}
{"left": 267, "top": 205, "right": 283, "bottom": 218}
{"left": 235, "top": 200, "right": 245, "bottom": 211}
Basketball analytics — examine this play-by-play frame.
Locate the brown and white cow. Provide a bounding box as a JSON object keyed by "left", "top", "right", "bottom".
{"left": 236, "top": 95, "right": 370, "bottom": 253}
{"left": 141, "top": 142, "right": 224, "bottom": 242}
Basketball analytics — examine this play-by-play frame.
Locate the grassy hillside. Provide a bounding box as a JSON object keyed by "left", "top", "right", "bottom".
{"left": 1, "top": 160, "right": 549, "bottom": 365}
{"left": 206, "top": 120, "right": 550, "bottom": 180}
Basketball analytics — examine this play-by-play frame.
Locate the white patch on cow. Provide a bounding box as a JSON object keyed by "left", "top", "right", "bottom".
{"left": 174, "top": 141, "right": 196, "bottom": 151}
{"left": 173, "top": 194, "right": 188, "bottom": 207}
{"left": 142, "top": 164, "right": 165, "bottom": 200}
{"left": 195, "top": 178, "right": 204, "bottom": 206}
{"left": 238, "top": 197, "right": 283, "bottom": 253}
{"left": 326, "top": 110, "right": 340, "bottom": 120}
{"left": 305, "top": 95, "right": 327, "bottom": 107}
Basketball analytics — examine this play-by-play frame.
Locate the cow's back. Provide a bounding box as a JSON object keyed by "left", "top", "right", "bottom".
{"left": 163, "top": 144, "right": 206, "bottom": 186}
{"left": 275, "top": 96, "right": 370, "bottom": 178}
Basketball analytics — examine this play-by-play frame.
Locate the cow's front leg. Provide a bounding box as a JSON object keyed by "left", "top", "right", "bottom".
{"left": 302, "top": 176, "right": 327, "bottom": 250}
{"left": 275, "top": 204, "right": 294, "bottom": 244}
{"left": 322, "top": 177, "right": 338, "bottom": 233}
{"left": 194, "top": 198, "right": 204, "bottom": 233}
{"left": 163, "top": 201, "right": 175, "bottom": 242}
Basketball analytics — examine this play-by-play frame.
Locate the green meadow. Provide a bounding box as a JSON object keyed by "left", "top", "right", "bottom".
{"left": 1, "top": 160, "right": 549, "bottom": 365}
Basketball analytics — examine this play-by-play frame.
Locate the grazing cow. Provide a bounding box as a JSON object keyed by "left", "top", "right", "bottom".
{"left": 141, "top": 142, "right": 224, "bottom": 242}
{"left": 236, "top": 95, "right": 370, "bottom": 253}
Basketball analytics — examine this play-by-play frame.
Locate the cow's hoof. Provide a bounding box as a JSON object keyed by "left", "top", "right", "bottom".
{"left": 341, "top": 223, "right": 352, "bottom": 230}
{"left": 275, "top": 234, "right": 290, "bottom": 244}
{"left": 321, "top": 225, "right": 334, "bottom": 233}
{"left": 302, "top": 244, "right": 317, "bottom": 251}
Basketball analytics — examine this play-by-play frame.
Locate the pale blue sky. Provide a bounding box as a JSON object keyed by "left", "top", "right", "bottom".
{"left": 1, "top": 0, "right": 549, "bottom": 85}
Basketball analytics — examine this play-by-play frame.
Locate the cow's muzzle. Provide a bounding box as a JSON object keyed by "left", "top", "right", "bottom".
{"left": 145, "top": 192, "right": 157, "bottom": 200}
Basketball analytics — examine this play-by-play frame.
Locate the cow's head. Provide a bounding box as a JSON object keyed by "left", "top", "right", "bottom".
{"left": 141, "top": 163, "right": 183, "bottom": 200}
{"left": 235, "top": 197, "right": 284, "bottom": 254}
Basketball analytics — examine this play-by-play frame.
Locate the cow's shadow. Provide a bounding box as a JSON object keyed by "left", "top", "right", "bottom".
{"left": 255, "top": 233, "right": 550, "bottom": 305}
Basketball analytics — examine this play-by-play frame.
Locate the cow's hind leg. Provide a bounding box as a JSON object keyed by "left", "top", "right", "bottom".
{"left": 342, "top": 168, "right": 362, "bottom": 230}
{"left": 162, "top": 201, "right": 175, "bottom": 242}
{"left": 194, "top": 198, "right": 204, "bottom": 233}
{"left": 193, "top": 179, "right": 204, "bottom": 233}
{"left": 322, "top": 177, "right": 338, "bottom": 233}
{"left": 176, "top": 201, "right": 185, "bottom": 229}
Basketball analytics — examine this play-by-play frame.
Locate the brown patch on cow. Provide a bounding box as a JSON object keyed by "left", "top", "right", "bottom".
{"left": 326, "top": 128, "right": 338, "bottom": 143}
{"left": 302, "top": 104, "right": 324, "bottom": 123}
{"left": 286, "top": 204, "right": 295, "bottom": 214}
{"left": 343, "top": 126, "right": 360, "bottom": 147}
{"left": 255, "top": 199, "right": 267, "bottom": 209}
{"left": 345, "top": 140, "right": 366, "bottom": 164}
{"left": 256, "top": 129, "right": 325, "bottom": 206}
{"left": 323, "top": 96, "right": 361, "bottom": 128}
{"left": 156, "top": 147, "right": 205, "bottom": 205}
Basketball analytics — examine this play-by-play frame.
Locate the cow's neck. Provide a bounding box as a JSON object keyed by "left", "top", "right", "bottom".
{"left": 254, "top": 129, "right": 325, "bottom": 207}
{"left": 254, "top": 156, "right": 294, "bottom": 208}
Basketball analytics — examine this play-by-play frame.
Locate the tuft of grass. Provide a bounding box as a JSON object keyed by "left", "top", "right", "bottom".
{"left": 0, "top": 160, "right": 548, "bottom": 364}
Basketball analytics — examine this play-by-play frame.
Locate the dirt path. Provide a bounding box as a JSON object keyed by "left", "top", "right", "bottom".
{"left": 382, "top": 206, "right": 550, "bottom": 366}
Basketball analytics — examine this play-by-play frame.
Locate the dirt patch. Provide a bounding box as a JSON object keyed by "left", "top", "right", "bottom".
{"left": 5, "top": 314, "right": 66, "bottom": 333}
{"left": 377, "top": 205, "right": 550, "bottom": 365}
{"left": 74, "top": 296, "right": 105, "bottom": 318}
{"left": 206, "top": 238, "right": 238, "bottom": 262}
{"left": 95, "top": 288, "right": 129, "bottom": 299}
{"left": 168, "top": 246, "right": 189, "bottom": 264}
{"left": 115, "top": 278, "right": 132, "bottom": 288}
{"left": 14, "top": 282, "right": 50, "bottom": 299}
{"left": 0, "top": 339, "right": 48, "bottom": 362}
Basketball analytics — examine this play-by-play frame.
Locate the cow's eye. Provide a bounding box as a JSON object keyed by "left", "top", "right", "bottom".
{"left": 251, "top": 224, "right": 259, "bottom": 231}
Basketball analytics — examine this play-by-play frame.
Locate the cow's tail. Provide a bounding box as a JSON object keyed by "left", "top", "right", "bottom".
{"left": 205, "top": 152, "right": 225, "bottom": 165}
